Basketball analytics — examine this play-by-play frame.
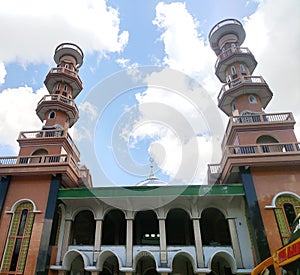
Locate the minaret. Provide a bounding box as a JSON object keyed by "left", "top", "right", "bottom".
{"left": 16, "top": 43, "right": 86, "bottom": 188}
{"left": 208, "top": 19, "right": 300, "bottom": 269}
{"left": 0, "top": 43, "right": 91, "bottom": 275}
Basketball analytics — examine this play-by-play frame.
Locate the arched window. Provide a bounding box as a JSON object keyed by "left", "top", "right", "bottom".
{"left": 240, "top": 64, "right": 246, "bottom": 74}
{"left": 200, "top": 208, "right": 231, "bottom": 246}
{"left": 166, "top": 208, "right": 194, "bottom": 245}
{"left": 231, "top": 66, "right": 236, "bottom": 76}
{"left": 49, "top": 111, "right": 56, "bottom": 119}
{"left": 283, "top": 203, "right": 296, "bottom": 229}
{"left": 274, "top": 194, "right": 300, "bottom": 245}
{"left": 56, "top": 83, "right": 61, "bottom": 90}
{"left": 256, "top": 135, "right": 279, "bottom": 153}
{"left": 133, "top": 210, "right": 159, "bottom": 245}
{"left": 231, "top": 103, "right": 236, "bottom": 112}
{"left": 248, "top": 95, "right": 257, "bottom": 103}
{"left": 102, "top": 209, "right": 126, "bottom": 245}
{"left": 71, "top": 210, "right": 95, "bottom": 245}
{"left": 1, "top": 201, "right": 35, "bottom": 273}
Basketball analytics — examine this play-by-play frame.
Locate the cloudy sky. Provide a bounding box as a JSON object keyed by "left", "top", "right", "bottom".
{"left": 0, "top": 0, "right": 299, "bottom": 186}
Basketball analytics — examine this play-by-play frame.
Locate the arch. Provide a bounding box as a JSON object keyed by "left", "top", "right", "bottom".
{"left": 70, "top": 210, "right": 95, "bottom": 245}
{"left": 61, "top": 249, "right": 90, "bottom": 270}
{"left": 166, "top": 208, "right": 194, "bottom": 245}
{"left": 200, "top": 208, "right": 231, "bottom": 246}
{"left": 134, "top": 251, "right": 158, "bottom": 274}
{"left": 256, "top": 135, "right": 279, "bottom": 144}
{"left": 171, "top": 251, "right": 196, "bottom": 274}
{"left": 48, "top": 111, "right": 56, "bottom": 119}
{"left": 266, "top": 191, "right": 300, "bottom": 208}
{"left": 248, "top": 95, "right": 257, "bottom": 103}
{"left": 6, "top": 198, "right": 41, "bottom": 214}
{"left": 96, "top": 250, "right": 123, "bottom": 272}
{"left": 208, "top": 250, "right": 237, "bottom": 274}
{"left": 31, "top": 148, "right": 48, "bottom": 156}
{"left": 266, "top": 192, "right": 300, "bottom": 245}
{"left": 102, "top": 209, "right": 126, "bottom": 245}
{"left": 1, "top": 201, "right": 36, "bottom": 273}
{"left": 133, "top": 210, "right": 159, "bottom": 245}
{"left": 70, "top": 206, "right": 96, "bottom": 220}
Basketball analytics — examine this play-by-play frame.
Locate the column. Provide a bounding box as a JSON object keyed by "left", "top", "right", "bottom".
{"left": 93, "top": 219, "right": 103, "bottom": 263}
{"left": 126, "top": 219, "right": 133, "bottom": 267}
{"left": 228, "top": 218, "right": 243, "bottom": 268}
{"left": 159, "top": 219, "right": 167, "bottom": 264}
{"left": 192, "top": 219, "right": 204, "bottom": 267}
{"left": 60, "top": 219, "right": 72, "bottom": 263}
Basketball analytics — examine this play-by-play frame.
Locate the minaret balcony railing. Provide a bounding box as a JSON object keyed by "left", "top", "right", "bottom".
{"left": 209, "top": 19, "right": 242, "bottom": 40}
{"left": 218, "top": 75, "right": 266, "bottom": 101}
{"left": 208, "top": 141, "right": 300, "bottom": 183}
{"left": 0, "top": 154, "right": 78, "bottom": 172}
{"left": 0, "top": 154, "right": 80, "bottom": 184}
{"left": 215, "top": 47, "right": 253, "bottom": 70}
{"left": 225, "top": 142, "right": 300, "bottom": 156}
{"left": 47, "top": 67, "right": 82, "bottom": 85}
{"left": 37, "top": 94, "right": 79, "bottom": 113}
{"left": 18, "top": 130, "right": 80, "bottom": 159}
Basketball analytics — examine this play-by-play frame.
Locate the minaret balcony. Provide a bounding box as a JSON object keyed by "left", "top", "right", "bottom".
{"left": 44, "top": 67, "right": 83, "bottom": 98}
{"left": 215, "top": 47, "right": 257, "bottom": 82}
{"left": 36, "top": 95, "right": 79, "bottom": 127}
{"left": 218, "top": 76, "right": 273, "bottom": 115}
{"left": 222, "top": 112, "right": 296, "bottom": 148}
{"left": 0, "top": 154, "right": 80, "bottom": 187}
{"left": 18, "top": 129, "right": 80, "bottom": 160}
{"left": 208, "top": 141, "right": 300, "bottom": 184}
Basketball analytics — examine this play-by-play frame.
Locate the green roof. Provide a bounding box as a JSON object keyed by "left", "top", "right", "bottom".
{"left": 58, "top": 184, "right": 245, "bottom": 199}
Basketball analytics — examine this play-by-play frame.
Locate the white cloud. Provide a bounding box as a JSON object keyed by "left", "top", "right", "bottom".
{"left": 0, "top": 0, "right": 129, "bottom": 65}
{"left": 153, "top": 2, "right": 216, "bottom": 86}
{"left": 0, "top": 62, "right": 6, "bottom": 85}
{"left": 244, "top": 0, "right": 300, "bottom": 139}
{"left": 116, "top": 58, "right": 131, "bottom": 68}
{"left": 0, "top": 86, "right": 47, "bottom": 153}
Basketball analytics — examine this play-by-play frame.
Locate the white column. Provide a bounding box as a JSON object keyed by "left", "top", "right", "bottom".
{"left": 126, "top": 219, "right": 133, "bottom": 267}
{"left": 192, "top": 219, "right": 204, "bottom": 267}
{"left": 159, "top": 219, "right": 167, "bottom": 264}
{"left": 93, "top": 219, "right": 103, "bottom": 263}
{"left": 60, "top": 219, "right": 72, "bottom": 263}
{"left": 228, "top": 218, "right": 243, "bottom": 268}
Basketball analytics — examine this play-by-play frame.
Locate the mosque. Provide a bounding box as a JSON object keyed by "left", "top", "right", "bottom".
{"left": 0, "top": 19, "right": 299, "bottom": 275}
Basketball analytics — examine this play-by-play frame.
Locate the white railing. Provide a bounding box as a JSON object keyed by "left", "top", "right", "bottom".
{"left": 209, "top": 19, "right": 242, "bottom": 40}
{"left": 226, "top": 142, "right": 300, "bottom": 156}
{"left": 38, "top": 95, "right": 78, "bottom": 111}
{"left": 18, "top": 130, "right": 80, "bottom": 159}
{"left": 215, "top": 47, "right": 253, "bottom": 69}
{"left": 48, "top": 67, "right": 82, "bottom": 84}
{"left": 208, "top": 142, "right": 300, "bottom": 177}
{"left": 0, "top": 154, "right": 80, "bottom": 176}
{"left": 0, "top": 154, "right": 67, "bottom": 165}
{"left": 218, "top": 76, "right": 266, "bottom": 101}
{"left": 231, "top": 112, "right": 294, "bottom": 124}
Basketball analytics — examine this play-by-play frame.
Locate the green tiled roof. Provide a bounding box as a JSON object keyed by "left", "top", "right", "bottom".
{"left": 58, "top": 184, "right": 244, "bottom": 199}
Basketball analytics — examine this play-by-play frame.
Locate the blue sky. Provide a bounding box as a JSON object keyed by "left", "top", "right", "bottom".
{"left": 0, "top": 0, "right": 299, "bottom": 186}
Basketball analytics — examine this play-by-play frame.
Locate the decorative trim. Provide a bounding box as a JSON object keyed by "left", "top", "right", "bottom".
{"left": 5, "top": 198, "right": 41, "bottom": 214}
{"left": 265, "top": 191, "right": 300, "bottom": 209}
